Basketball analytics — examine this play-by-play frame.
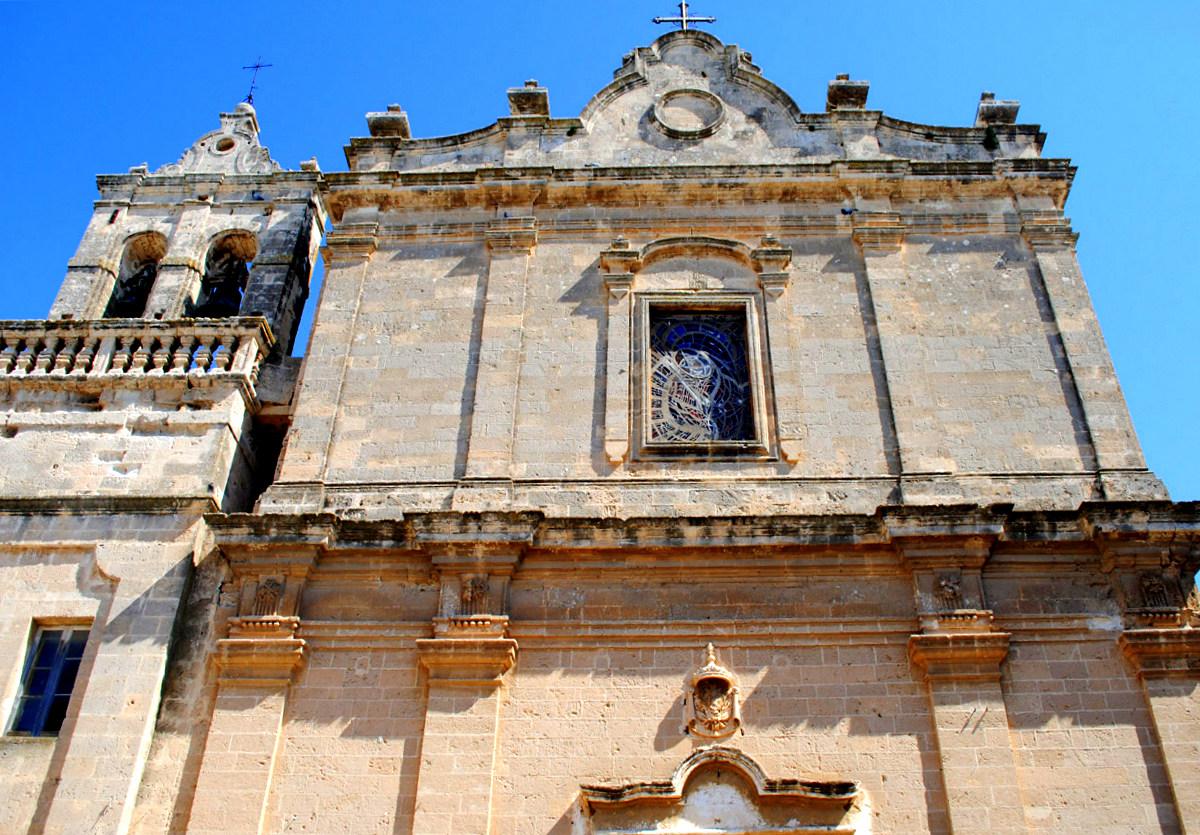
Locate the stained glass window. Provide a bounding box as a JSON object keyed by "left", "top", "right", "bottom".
{"left": 648, "top": 309, "right": 753, "bottom": 443}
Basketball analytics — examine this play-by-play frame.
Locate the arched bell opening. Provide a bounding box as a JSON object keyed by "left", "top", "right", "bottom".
{"left": 192, "top": 231, "right": 257, "bottom": 318}
{"left": 103, "top": 232, "right": 167, "bottom": 318}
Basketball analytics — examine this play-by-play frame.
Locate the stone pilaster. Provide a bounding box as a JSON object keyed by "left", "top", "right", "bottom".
{"left": 851, "top": 213, "right": 919, "bottom": 491}
{"left": 143, "top": 200, "right": 213, "bottom": 319}
{"left": 188, "top": 552, "right": 314, "bottom": 835}
{"left": 1120, "top": 628, "right": 1200, "bottom": 833}
{"left": 751, "top": 237, "right": 800, "bottom": 462}
{"left": 412, "top": 636, "right": 516, "bottom": 835}
{"left": 599, "top": 238, "right": 637, "bottom": 465}
{"left": 260, "top": 227, "right": 376, "bottom": 507}
{"left": 894, "top": 510, "right": 1027, "bottom": 833}
{"left": 1020, "top": 212, "right": 1166, "bottom": 500}
{"left": 411, "top": 545, "right": 520, "bottom": 834}
{"left": 909, "top": 632, "right": 1027, "bottom": 834}
{"left": 187, "top": 621, "right": 305, "bottom": 835}
{"left": 463, "top": 216, "right": 537, "bottom": 479}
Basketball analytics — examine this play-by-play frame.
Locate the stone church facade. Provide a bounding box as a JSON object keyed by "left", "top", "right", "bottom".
{"left": 0, "top": 28, "right": 1197, "bottom": 835}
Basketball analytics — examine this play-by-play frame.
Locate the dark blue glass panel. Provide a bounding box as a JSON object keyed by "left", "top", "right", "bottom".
{"left": 33, "top": 632, "right": 61, "bottom": 666}
{"left": 43, "top": 696, "right": 70, "bottom": 735}
{"left": 54, "top": 658, "right": 82, "bottom": 697}
{"left": 65, "top": 631, "right": 87, "bottom": 660}
{"left": 11, "top": 698, "right": 40, "bottom": 734}
{"left": 25, "top": 666, "right": 52, "bottom": 698}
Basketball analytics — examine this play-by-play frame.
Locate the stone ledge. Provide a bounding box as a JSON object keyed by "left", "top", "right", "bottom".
{"left": 908, "top": 631, "right": 1011, "bottom": 682}
{"left": 416, "top": 636, "right": 517, "bottom": 685}
{"left": 1120, "top": 627, "right": 1200, "bottom": 679}
{"left": 213, "top": 636, "right": 306, "bottom": 687}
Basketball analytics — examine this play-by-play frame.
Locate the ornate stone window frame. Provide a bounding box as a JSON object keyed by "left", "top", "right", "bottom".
{"left": 636, "top": 293, "right": 770, "bottom": 458}
{"left": 600, "top": 235, "right": 795, "bottom": 465}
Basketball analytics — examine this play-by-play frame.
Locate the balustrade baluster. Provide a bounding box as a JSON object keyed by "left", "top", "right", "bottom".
{"left": 16, "top": 341, "right": 37, "bottom": 374}
{"left": 53, "top": 338, "right": 78, "bottom": 374}
{"left": 130, "top": 338, "right": 152, "bottom": 374}
{"left": 72, "top": 339, "right": 98, "bottom": 375}
{"left": 0, "top": 342, "right": 17, "bottom": 374}
{"left": 191, "top": 337, "right": 214, "bottom": 373}
{"left": 33, "top": 337, "right": 60, "bottom": 374}
{"left": 109, "top": 338, "right": 133, "bottom": 374}
{"left": 150, "top": 338, "right": 172, "bottom": 373}
{"left": 171, "top": 336, "right": 195, "bottom": 374}
{"left": 211, "top": 338, "right": 234, "bottom": 371}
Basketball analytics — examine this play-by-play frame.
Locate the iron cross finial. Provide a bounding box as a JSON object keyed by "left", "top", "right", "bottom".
{"left": 241, "top": 57, "right": 274, "bottom": 105}
{"left": 653, "top": 1, "right": 716, "bottom": 30}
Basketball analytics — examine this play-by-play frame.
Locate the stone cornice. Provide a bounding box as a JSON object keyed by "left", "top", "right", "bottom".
{"left": 318, "top": 159, "right": 1075, "bottom": 219}
{"left": 205, "top": 502, "right": 1200, "bottom": 563}
{"left": 0, "top": 496, "right": 217, "bottom": 516}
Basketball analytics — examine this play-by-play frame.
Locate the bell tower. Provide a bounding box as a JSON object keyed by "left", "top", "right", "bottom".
{"left": 49, "top": 102, "right": 324, "bottom": 357}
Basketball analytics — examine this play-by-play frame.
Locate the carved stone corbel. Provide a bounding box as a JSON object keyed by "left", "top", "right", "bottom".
{"left": 215, "top": 543, "right": 320, "bottom": 685}
{"left": 908, "top": 631, "right": 1011, "bottom": 683}
{"left": 1120, "top": 629, "right": 1200, "bottom": 680}
{"left": 1095, "top": 534, "right": 1197, "bottom": 629}
{"left": 485, "top": 216, "right": 538, "bottom": 255}
{"left": 851, "top": 211, "right": 905, "bottom": 255}
{"left": 887, "top": 509, "right": 1004, "bottom": 635}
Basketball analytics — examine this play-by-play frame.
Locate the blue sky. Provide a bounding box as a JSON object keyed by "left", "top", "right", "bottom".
{"left": 2, "top": 1, "right": 1196, "bottom": 499}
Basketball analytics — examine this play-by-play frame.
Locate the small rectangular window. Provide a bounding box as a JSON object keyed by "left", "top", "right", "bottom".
{"left": 9, "top": 626, "right": 89, "bottom": 737}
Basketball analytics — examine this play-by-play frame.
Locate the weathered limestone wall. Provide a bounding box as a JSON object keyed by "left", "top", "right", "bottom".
{"left": 269, "top": 220, "right": 1148, "bottom": 517}
{"left": 493, "top": 639, "right": 939, "bottom": 834}
{"left": 0, "top": 388, "right": 255, "bottom": 510}
{"left": 0, "top": 511, "right": 203, "bottom": 834}
{"left": 141, "top": 556, "right": 1193, "bottom": 835}
{"left": 0, "top": 545, "right": 109, "bottom": 833}
{"left": 129, "top": 550, "right": 229, "bottom": 835}
{"left": 1005, "top": 637, "right": 1177, "bottom": 831}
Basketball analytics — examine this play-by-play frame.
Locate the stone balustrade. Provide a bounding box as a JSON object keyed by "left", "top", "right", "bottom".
{"left": 0, "top": 317, "right": 273, "bottom": 392}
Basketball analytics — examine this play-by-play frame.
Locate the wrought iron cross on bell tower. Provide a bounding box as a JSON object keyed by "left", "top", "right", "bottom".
{"left": 653, "top": 1, "right": 716, "bottom": 30}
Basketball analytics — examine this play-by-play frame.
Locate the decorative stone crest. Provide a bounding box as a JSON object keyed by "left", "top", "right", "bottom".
{"left": 686, "top": 643, "right": 741, "bottom": 738}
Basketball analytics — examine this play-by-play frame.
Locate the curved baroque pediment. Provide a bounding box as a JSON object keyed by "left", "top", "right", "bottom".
{"left": 156, "top": 102, "right": 283, "bottom": 176}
